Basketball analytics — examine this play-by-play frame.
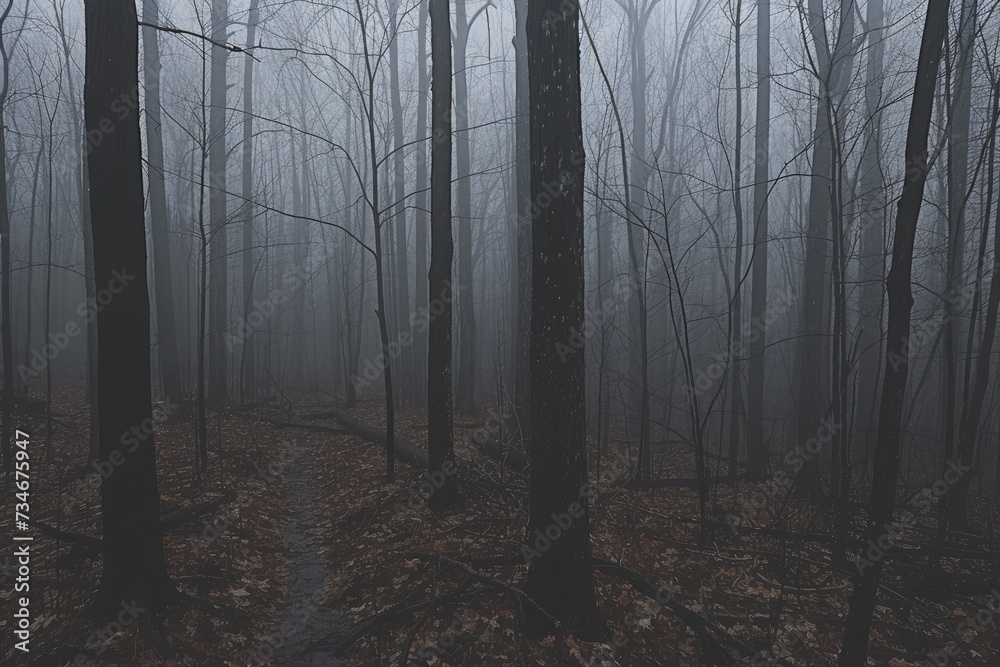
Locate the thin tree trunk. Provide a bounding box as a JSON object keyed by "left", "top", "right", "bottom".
{"left": 239, "top": 0, "right": 259, "bottom": 404}
{"left": 389, "top": 0, "right": 412, "bottom": 406}
{"left": 0, "top": 0, "right": 14, "bottom": 478}
{"left": 838, "top": 0, "right": 950, "bottom": 659}
{"left": 207, "top": 0, "right": 229, "bottom": 407}
{"left": 745, "top": 0, "right": 770, "bottom": 481}
{"left": 453, "top": 0, "right": 480, "bottom": 412}
{"left": 143, "top": 0, "right": 183, "bottom": 405}
{"left": 855, "top": 0, "right": 886, "bottom": 466}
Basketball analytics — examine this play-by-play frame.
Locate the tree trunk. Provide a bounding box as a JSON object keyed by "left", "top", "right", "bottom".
{"left": 745, "top": 0, "right": 770, "bottom": 481}
{"left": 84, "top": 0, "right": 174, "bottom": 611}
{"left": 0, "top": 0, "right": 13, "bottom": 479}
{"left": 389, "top": 0, "right": 413, "bottom": 406}
{"left": 427, "top": 0, "right": 460, "bottom": 509}
{"left": 524, "top": 0, "right": 602, "bottom": 637}
{"left": 453, "top": 0, "right": 477, "bottom": 412}
{"left": 854, "top": 0, "right": 886, "bottom": 464}
{"left": 413, "top": 0, "right": 429, "bottom": 406}
{"left": 207, "top": 0, "right": 229, "bottom": 407}
{"left": 837, "top": 0, "right": 950, "bottom": 659}
{"left": 239, "top": 0, "right": 259, "bottom": 404}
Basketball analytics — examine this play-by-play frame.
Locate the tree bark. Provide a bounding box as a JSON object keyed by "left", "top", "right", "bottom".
{"left": 239, "top": 0, "right": 259, "bottom": 404}
{"left": 427, "top": 0, "right": 460, "bottom": 509}
{"left": 207, "top": 0, "right": 229, "bottom": 407}
{"left": 85, "top": 0, "right": 174, "bottom": 611}
{"left": 745, "top": 0, "right": 770, "bottom": 481}
{"left": 524, "top": 0, "right": 602, "bottom": 637}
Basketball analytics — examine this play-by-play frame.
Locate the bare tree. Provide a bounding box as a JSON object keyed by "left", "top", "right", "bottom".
{"left": 838, "top": 0, "right": 951, "bottom": 658}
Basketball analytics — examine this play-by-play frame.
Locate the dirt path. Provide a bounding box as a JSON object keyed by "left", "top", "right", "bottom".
{"left": 277, "top": 439, "right": 349, "bottom": 666}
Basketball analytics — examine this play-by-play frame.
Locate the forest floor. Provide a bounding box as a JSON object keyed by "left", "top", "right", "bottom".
{"left": 3, "top": 382, "right": 1000, "bottom": 666}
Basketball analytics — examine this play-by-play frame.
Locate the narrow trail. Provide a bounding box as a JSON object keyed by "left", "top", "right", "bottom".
{"left": 277, "top": 438, "right": 349, "bottom": 666}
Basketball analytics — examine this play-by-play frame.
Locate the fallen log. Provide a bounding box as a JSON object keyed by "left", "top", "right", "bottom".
{"left": 317, "top": 407, "right": 429, "bottom": 468}
{"left": 625, "top": 476, "right": 746, "bottom": 489}
{"left": 260, "top": 416, "right": 349, "bottom": 435}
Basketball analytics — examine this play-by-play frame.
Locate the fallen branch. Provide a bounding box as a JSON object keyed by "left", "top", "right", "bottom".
{"left": 259, "top": 416, "right": 349, "bottom": 436}
{"left": 316, "top": 407, "right": 429, "bottom": 468}
{"left": 592, "top": 558, "right": 759, "bottom": 665}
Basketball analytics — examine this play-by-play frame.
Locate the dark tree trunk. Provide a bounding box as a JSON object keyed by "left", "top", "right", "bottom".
{"left": 838, "top": 0, "right": 950, "bottom": 659}
{"left": 239, "top": 0, "right": 259, "bottom": 404}
{"left": 0, "top": 0, "right": 12, "bottom": 479}
{"left": 84, "top": 0, "right": 174, "bottom": 611}
{"left": 207, "top": 0, "right": 229, "bottom": 407}
{"left": 524, "top": 0, "right": 602, "bottom": 637}
{"left": 745, "top": 0, "right": 770, "bottom": 481}
{"left": 427, "top": 0, "right": 459, "bottom": 509}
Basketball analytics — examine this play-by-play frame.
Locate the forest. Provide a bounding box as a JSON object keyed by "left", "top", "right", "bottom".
{"left": 1, "top": 0, "right": 999, "bottom": 663}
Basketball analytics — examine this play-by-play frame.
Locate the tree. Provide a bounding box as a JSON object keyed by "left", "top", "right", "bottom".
{"left": 745, "top": 0, "right": 770, "bottom": 481}
{"left": 239, "top": 0, "right": 259, "bottom": 404}
{"left": 512, "top": 0, "right": 531, "bottom": 446}
{"left": 794, "top": 0, "right": 858, "bottom": 494}
{"left": 524, "top": 0, "right": 601, "bottom": 636}
{"left": 388, "top": 0, "right": 413, "bottom": 406}
{"left": 84, "top": 0, "right": 174, "bottom": 611}
{"left": 854, "top": 0, "right": 886, "bottom": 465}
{"left": 0, "top": 0, "right": 14, "bottom": 480}
{"left": 208, "top": 0, "right": 229, "bottom": 407}
{"left": 427, "top": 0, "right": 459, "bottom": 509}
{"left": 453, "top": 0, "right": 489, "bottom": 413}
{"left": 838, "top": 0, "right": 951, "bottom": 659}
